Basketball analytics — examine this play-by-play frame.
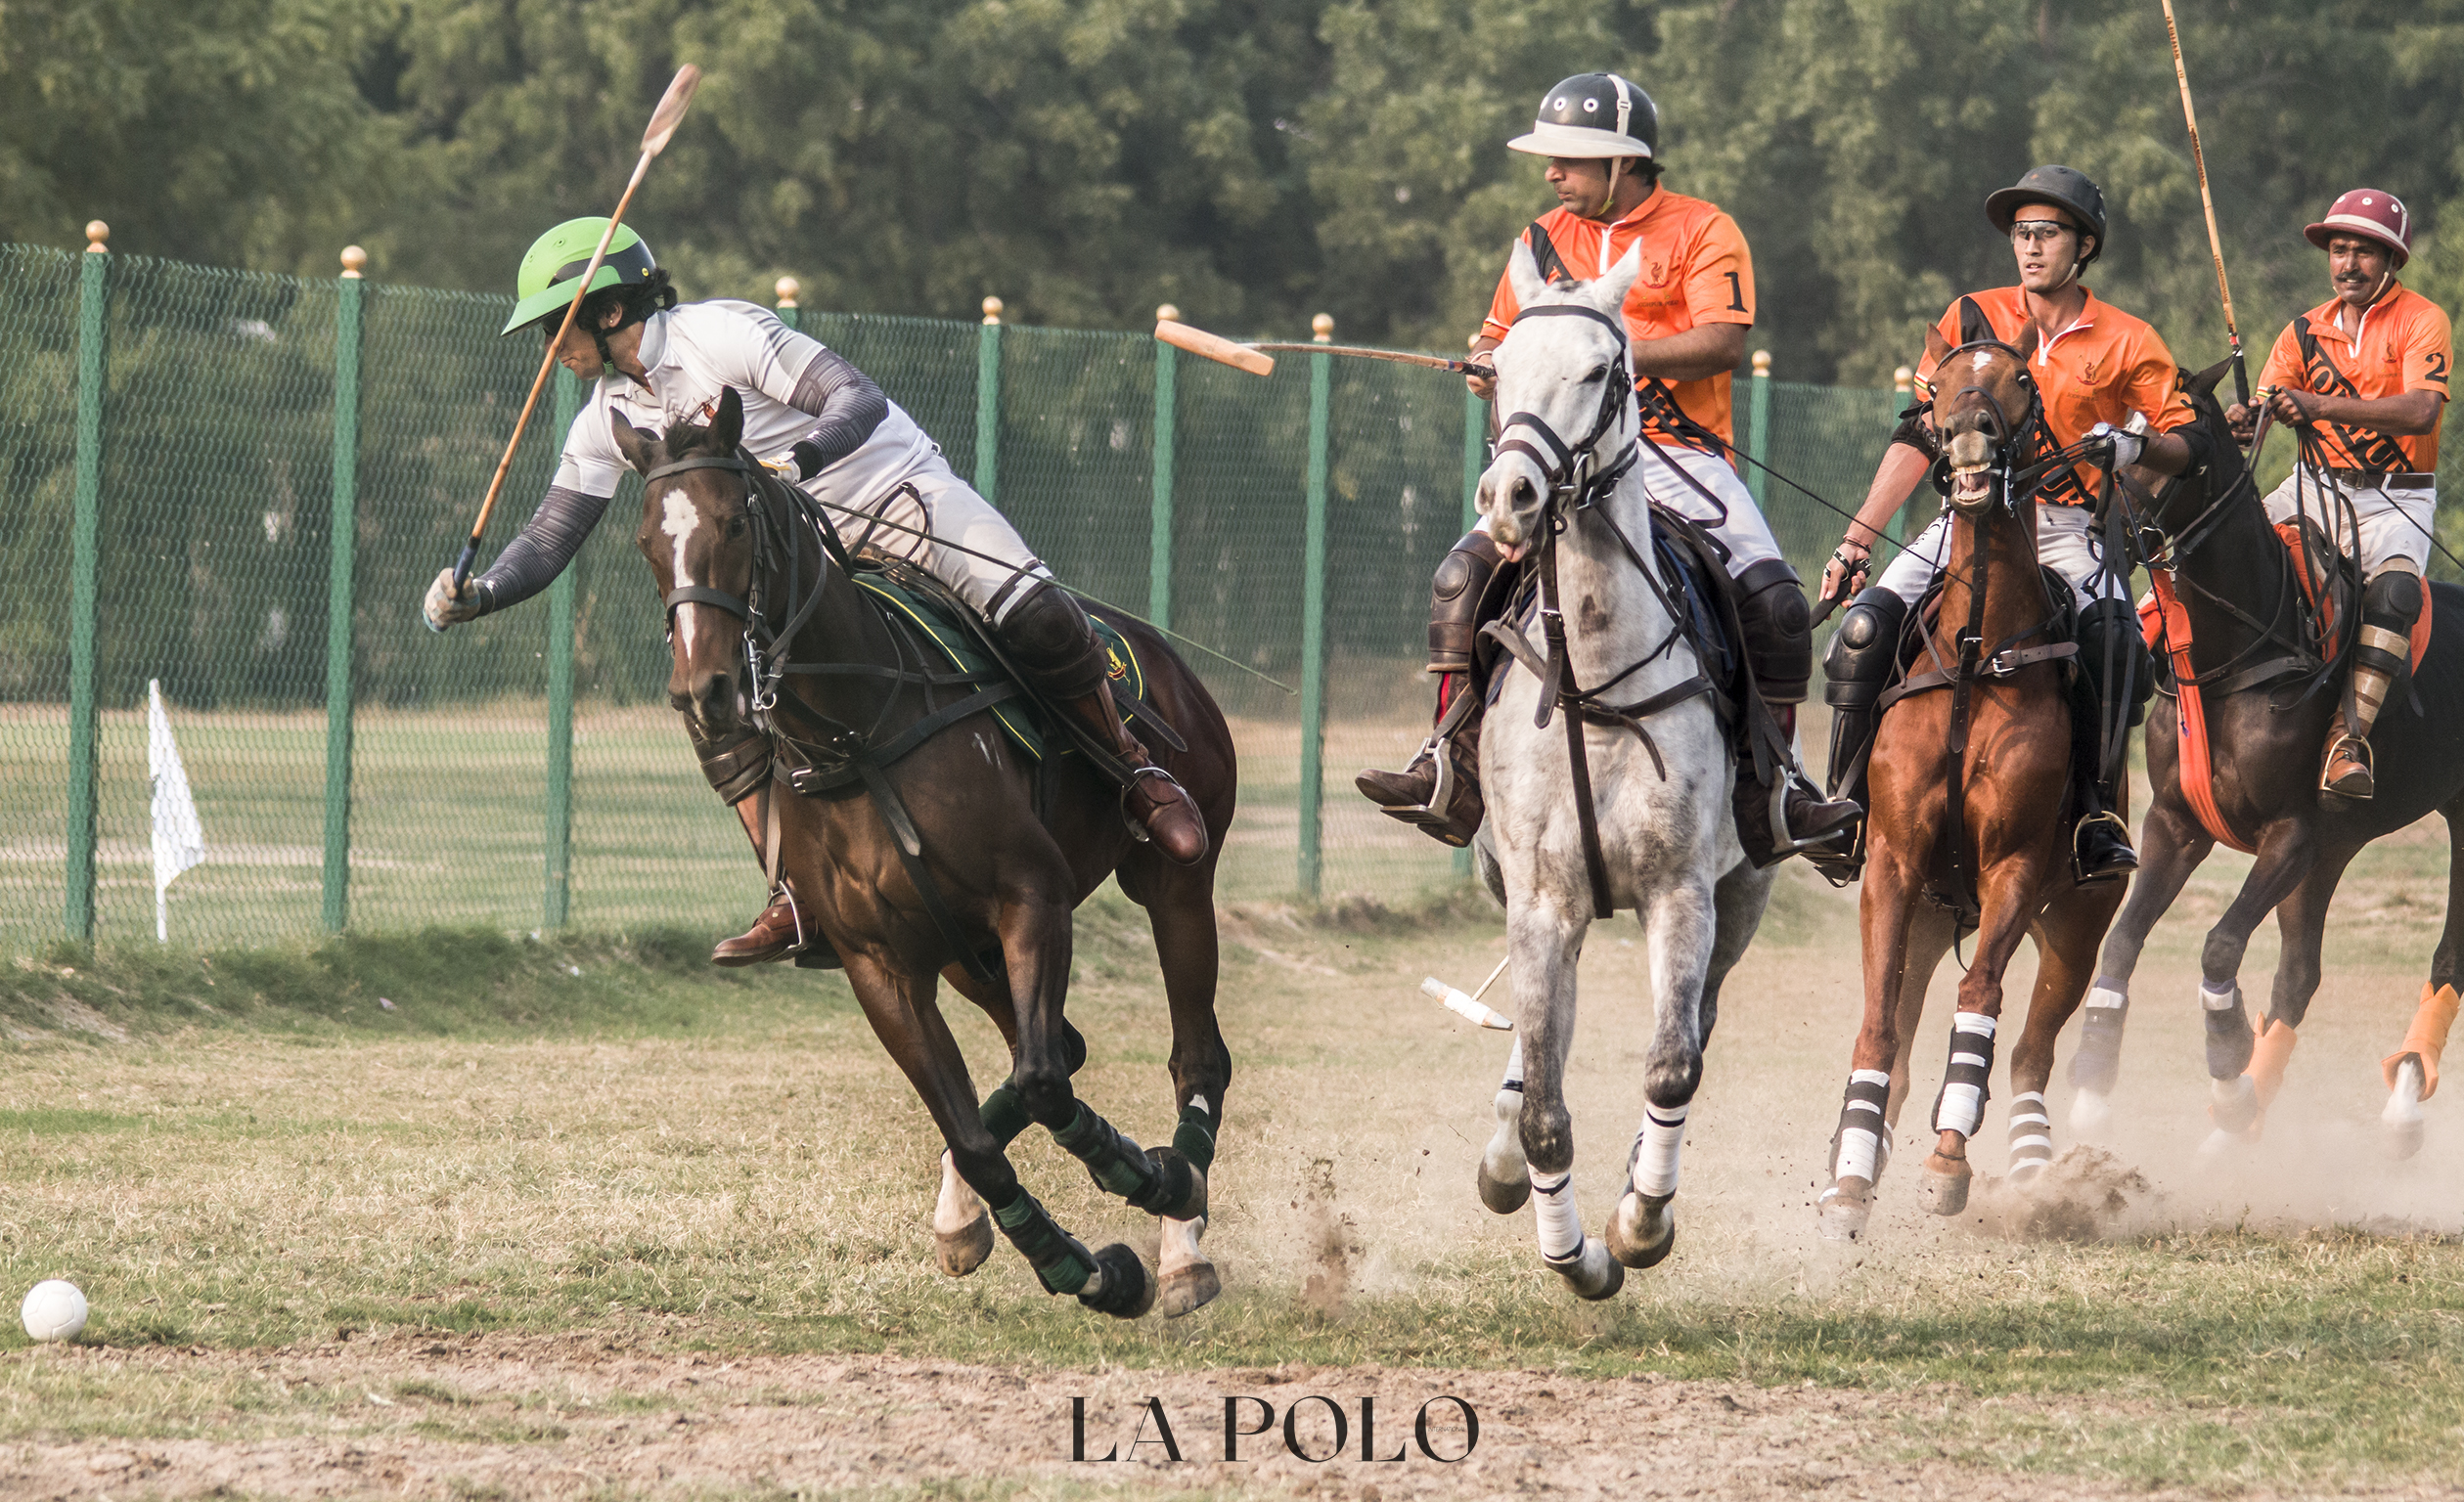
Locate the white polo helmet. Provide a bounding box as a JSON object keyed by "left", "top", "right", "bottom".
{"left": 1507, "top": 73, "right": 1659, "bottom": 160}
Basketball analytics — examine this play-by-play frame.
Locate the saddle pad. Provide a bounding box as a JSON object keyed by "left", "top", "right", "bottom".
{"left": 852, "top": 573, "right": 1146, "bottom": 762}
{"left": 1483, "top": 523, "right": 1735, "bottom": 708}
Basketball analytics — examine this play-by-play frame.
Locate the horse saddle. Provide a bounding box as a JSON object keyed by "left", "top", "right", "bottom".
{"left": 2136, "top": 517, "right": 2432, "bottom": 696}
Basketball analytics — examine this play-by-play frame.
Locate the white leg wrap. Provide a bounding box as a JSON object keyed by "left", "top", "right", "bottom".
{"left": 2006, "top": 1089, "right": 2053, "bottom": 1178}
{"left": 1529, "top": 1169, "right": 1584, "bottom": 1261}
{"left": 1933, "top": 1012, "right": 1996, "bottom": 1139}
{"left": 1831, "top": 1068, "right": 1891, "bottom": 1184}
{"left": 1501, "top": 1037, "right": 1525, "bottom": 1092}
{"left": 1630, "top": 1103, "right": 1687, "bottom": 1199}
{"left": 2201, "top": 982, "right": 2239, "bottom": 1011}
{"left": 2084, "top": 985, "right": 2127, "bottom": 1012}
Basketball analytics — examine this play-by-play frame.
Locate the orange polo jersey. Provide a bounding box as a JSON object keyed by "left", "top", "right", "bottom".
{"left": 1917, "top": 287, "right": 2196, "bottom": 507}
{"left": 1482, "top": 187, "right": 1755, "bottom": 449}
{"left": 2257, "top": 284, "right": 2451, "bottom": 472}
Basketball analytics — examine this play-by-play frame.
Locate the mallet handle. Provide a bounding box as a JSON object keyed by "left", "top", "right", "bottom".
{"left": 2161, "top": 0, "right": 2249, "bottom": 408}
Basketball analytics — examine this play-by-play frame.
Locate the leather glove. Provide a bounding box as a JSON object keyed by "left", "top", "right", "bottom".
{"left": 2092, "top": 422, "right": 2144, "bottom": 471}
{"left": 423, "top": 567, "right": 484, "bottom": 634}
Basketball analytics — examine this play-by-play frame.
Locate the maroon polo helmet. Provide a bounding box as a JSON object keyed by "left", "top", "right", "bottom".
{"left": 2306, "top": 189, "right": 2412, "bottom": 268}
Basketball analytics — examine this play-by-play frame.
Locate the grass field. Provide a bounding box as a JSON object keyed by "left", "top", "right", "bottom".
{"left": 4, "top": 824, "right": 2464, "bottom": 1497}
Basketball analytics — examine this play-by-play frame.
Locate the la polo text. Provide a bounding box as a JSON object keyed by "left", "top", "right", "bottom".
{"left": 1068, "top": 1393, "right": 1479, "bottom": 1463}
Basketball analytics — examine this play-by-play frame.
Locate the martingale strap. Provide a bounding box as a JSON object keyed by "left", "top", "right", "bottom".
{"left": 2146, "top": 569, "right": 2254, "bottom": 855}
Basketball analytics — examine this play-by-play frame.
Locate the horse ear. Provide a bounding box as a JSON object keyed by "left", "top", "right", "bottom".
{"left": 1594, "top": 243, "right": 1643, "bottom": 312}
{"left": 2187, "top": 355, "right": 2233, "bottom": 400}
{"left": 1921, "top": 324, "right": 1951, "bottom": 371}
{"left": 712, "top": 386, "right": 744, "bottom": 452}
{"left": 1508, "top": 238, "right": 1547, "bottom": 309}
{"left": 609, "top": 409, "right": 657, "bottom": 473}
{"left": 2010, "top": 322, "right": 2040, "bottom": 362}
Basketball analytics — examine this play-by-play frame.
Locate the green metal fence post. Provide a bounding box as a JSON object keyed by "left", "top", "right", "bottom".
{"left": 541, "top": 367, "right": 583, "bottom": 928}
{"left": 1298, "top": 314, "right": 1334, "bottom": 898}
{"left": 975, "top": 296, "right": 1002, "bottom": 502}
{"left": 1150, "top": 303, "right": 1178, "bottom": 632}
{"left": 65, "top": 221, "right": 111, "bottom": 942}
{"left": 775, "top": 276, "right": 800, "bottom": 333}
{"left": 1745, "top": 350, "right": 1771, "bottom": 508}
{"left": 321, "top": 246, "right": 368, "bottom": 931}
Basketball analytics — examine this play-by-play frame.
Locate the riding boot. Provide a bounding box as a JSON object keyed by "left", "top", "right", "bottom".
{"left": 1065, "top": 678, "right": 1210, "bottom": 865}
{"left": 1358, "top": 529, "right": 1508, "bottom": 847}
{"left": 1356, "top": 674, "right": 1486, "bottom": 847}
{"left": 712, "top": 890, "right": 808, "bottom": 966}
{"left": 1733, "top": 703, "right": 1862, "bottom": 869}
{"left": 2069, "top": 689, "right": 2136, "bottom": 884}
{"left": 2321, "top": 703, "right": 2378, "bottom": 799}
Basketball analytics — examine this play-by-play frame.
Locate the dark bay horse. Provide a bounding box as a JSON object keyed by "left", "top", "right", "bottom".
{"left": 616, "top": 388, "right": 1238, "bottom": 1319}
{"left": 1818, "top": 327, "right": 2127, "bottom": 1239}
{"left": 2070, "top": 366, "right": 2464, "bottom": 1155}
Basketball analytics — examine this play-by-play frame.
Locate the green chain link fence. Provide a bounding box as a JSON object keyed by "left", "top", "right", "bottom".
{"left": 1, "top": 238, "right": 1975, "bottom": 950}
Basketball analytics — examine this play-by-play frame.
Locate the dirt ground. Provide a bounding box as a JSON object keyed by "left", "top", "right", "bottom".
{"left": 3, "top": 1334, "right": 2445, "bottom": 1502}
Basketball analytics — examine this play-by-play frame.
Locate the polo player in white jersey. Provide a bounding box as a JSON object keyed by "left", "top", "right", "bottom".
{"left": 424, "top": 219, "right": 1207, "bottom": 962}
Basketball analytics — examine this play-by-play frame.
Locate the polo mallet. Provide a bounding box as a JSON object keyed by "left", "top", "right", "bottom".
{"left": 1155, "top": 319, "right": 1480, "bottom": 378}
{"left": 452, "top": 65, "right": 704, "bottom": 592}
{"left": 2160, "top": 0, "right": 2249, "bottom": 412}
{"left": 1420, "top": 952, "right": 1513, "bottom": 1031}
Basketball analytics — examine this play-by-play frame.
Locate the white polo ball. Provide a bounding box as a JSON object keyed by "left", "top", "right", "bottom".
{"left": 21, "top": 1280, "right": 88, "bottom": 1343}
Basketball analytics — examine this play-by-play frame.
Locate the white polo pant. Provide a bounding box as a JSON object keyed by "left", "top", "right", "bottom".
{"left": 2259, "top": 470, "right": 2437, "bottom": 580}
{"left": 1874, "top": 502, "right": 2124, "bottom": 608}
{"left": 820, "top": 468, "right": 1053, "bottom": 624}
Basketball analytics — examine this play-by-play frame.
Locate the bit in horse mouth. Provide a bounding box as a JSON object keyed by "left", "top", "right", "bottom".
{"left": 1949, "top": 467, "right": 1993, "bottom": 504}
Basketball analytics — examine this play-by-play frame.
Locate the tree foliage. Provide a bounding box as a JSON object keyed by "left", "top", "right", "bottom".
{"left": 3, "top": 0, "right": 2461, "bottom": 382}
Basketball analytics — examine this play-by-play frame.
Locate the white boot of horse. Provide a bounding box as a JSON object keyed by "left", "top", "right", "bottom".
{"left": 2067, "top": 981, "right": 2128, "bottom": 1136}
{"left": 1818, "top": 1068, "right": 1891, "bottom": 1240}
{"left": 932, "top": 1150, "right": 995, "bottom": 1277}
{"left": 1918, "top": 1012, "right": 1997, "bottom": 1216}
{"left": 1156, "top": 1215, "right": 1219, "bottom": 1316}
{"left": 1477, "top": 1038, "right": 1530, "bottom": 1215}
{"left": 1606, "top": 1103, "right": 1682, "bottom": 1268}
{"left": 1529, "top": 1166, "right": 1622, "bottom": 1301}
{"left": 2005, "top": 1090, "right": 2054, "bottom": 1192}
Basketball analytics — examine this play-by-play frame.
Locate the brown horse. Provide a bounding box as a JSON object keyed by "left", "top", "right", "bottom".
{"left": 615, "top": 388, "right": 1238, "bottom": 1319}
{"left": 1817, "top": 328, "right": 2128, "bottom": 1239}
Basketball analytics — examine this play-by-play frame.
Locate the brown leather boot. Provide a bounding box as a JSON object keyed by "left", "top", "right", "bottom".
{"left": 1356, "top": 683, "right": 1485, "bottom": 847}
{"left": 712, "top": 890, "right": 805, "bottom": 966}
{"left": 1070, "top": 680, "right": 1209, "bottom": 864}
{"left": 2321, "top": 706, "right": 2375, "bottom": 799}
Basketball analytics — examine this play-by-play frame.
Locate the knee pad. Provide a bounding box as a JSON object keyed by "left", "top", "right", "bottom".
{"left": 2073, "top": 597, "right": 2156, "bottom": 725}
{"left": 998, "top": 581, "right": 1106, "bottom": 698}
{"left": 1429, "top": 529, "right": 1507, "bottom": 674}
{"left": 1821, "top": 588, "right": 1906, "bottom": 711}
{"left": 1734, "top": 557, "right": 1813, "bottom": 704}
{"left": 2359, "top": 569, "right": 2422, "bottom": 677}
{"left": 689, "top": 721, "right": 773, "bottom": 804}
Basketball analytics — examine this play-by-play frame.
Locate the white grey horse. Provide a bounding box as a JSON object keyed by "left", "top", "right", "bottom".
{"left": 1468, "top": 243, "right": 1777, "bottom": 1299}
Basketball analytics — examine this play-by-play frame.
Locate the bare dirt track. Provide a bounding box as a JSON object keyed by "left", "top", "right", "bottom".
{"left": 1, "top": 1336, "right": 2441, "bottom": 1502}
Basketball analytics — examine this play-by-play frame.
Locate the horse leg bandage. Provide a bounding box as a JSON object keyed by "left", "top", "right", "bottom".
{"left": 1630, "top": 1103, "right": 1687, "bottom": 1199}
{"left": 2248, "top": 1019, "right": 2298, "bottom": 1110}
{"left": 1171, "top": 1095, "right": 1217, "bottom": 1174}
{"left": 988, "top": 1187, "right": 1094, "bottom": 1296}
{"left": 2006, "top": 1090, "right": 2052, "bottom": 1179}
{"left": 1829, "top": 1069, "right": 1891, "bottom": 1185}
{"left": 1052, "top": 1102, "right": 1157, "bottom": 1203}
{"left": 2385, "top": 984, "right": 2459, "bottom": 1101}
{"left": 1931, "top": 1013, "right": 1996, "bottom": 1139}
{"left": 980, "top": 1080, "right": 1032, "bottom": 1148}
{"left": 2070, "top": 982, "right": 2128, "bottom": 1093}
{"left": 1529, "top": 1169, "right": 1585, "bottom": 1263}
{"left": 2202, "top": 983, "right": 2255, "bottom": 1079}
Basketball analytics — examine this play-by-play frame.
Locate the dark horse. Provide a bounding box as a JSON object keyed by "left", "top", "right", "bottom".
{"left": 1818, "top": 325, "right": 2128, "bottom": 1239}
{"left": 615, "top": 388, "right": 1238, "bottom": 1318}
{"left": 2069, "top": 364, "right": 2464, "bottom": 1156}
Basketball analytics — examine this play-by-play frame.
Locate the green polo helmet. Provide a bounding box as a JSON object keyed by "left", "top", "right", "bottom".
{"left": 500, "top": 218, "right": 660, "bottom": 335}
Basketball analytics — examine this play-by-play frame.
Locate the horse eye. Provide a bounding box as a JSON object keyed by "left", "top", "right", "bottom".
{"left": 728, "top": 517, "right": 746, "bottom": 537}
{"left": 1588, "top": 364, "right": 1611, "bottom": 384}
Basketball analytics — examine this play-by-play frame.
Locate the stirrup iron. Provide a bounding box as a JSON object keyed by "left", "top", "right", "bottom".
{"left": 772, "top": 880, "right": 813, "bottom": 956}
{"left": 2071, "top": 811, "right": 2134, "bottom": 884}
{"left": 2321, "top": 732, "right": 2373, "bottom": 795}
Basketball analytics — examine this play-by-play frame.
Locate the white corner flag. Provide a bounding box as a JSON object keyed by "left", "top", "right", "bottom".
{"left": 148, "top": 680, "right": 205, "bottom": 943}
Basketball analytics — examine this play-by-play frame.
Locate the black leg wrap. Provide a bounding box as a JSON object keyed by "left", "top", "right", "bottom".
{"left": 1735, "top": 557, "right": 1814, "bottom": 706}
{"left": 998, "top": 581, "right": 1108, "bottom": 700}
{"left": 2070, "top": 1001, "right": 2128, "bottom": 1094}
{"left": 1929, "top": 1014, "right": 1995, "bottom": 1139}
{"left": 1052, "top": 1102, "right": 1160, "bottom": 1202}
{"left": 1428, "top": 529, "right": 1509, "bottom": 675}
{"left": 1078, "top": 1241, "right": 1157, "bottom": 1318}
{"left": 988, "top": 1187, "right": 1095, "bottom": 1296}
{"left": 1171, "top": 1099, "right": 1218, "bottom": 1174}
{"left": 1827, "top": 1071, "right": 1892, "bottom": 1184}
{"left": 980, "top": 1080, "right": 1032, "bottom": 1148}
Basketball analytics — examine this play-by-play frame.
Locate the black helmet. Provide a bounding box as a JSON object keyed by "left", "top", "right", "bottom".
{"left": 1985, "top": 165, "right": 2108, "bottom": 265}
{"left": 1508, "top": 73, "right": 1659, "bottom": 161}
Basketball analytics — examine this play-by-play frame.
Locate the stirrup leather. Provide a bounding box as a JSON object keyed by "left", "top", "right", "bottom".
{"left": 2321, "top": 731, "right": 2374, "bottom": 794}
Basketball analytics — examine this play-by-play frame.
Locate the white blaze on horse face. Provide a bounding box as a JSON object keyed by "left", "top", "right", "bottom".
{"left": 1971, "top": 350, "right": 1994, "bottom": 376}
{"left": 660, "top": 487, "right": 701, "bottom": 651}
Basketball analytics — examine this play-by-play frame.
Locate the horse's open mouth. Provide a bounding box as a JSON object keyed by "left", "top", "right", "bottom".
{"left": 1949, "top": 466, "right": 1994, "bottom": 507}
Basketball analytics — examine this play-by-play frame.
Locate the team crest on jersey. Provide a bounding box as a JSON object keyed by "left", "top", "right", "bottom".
{"left": 2081, "top": 356, "right": 2102, "bottom": 384}
{"left": 1641, "top": 258, "right": 1671, "bottom": 287}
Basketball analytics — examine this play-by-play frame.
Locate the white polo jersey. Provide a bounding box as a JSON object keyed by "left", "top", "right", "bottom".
{"left": 553, "top": 300, "right": 951, "bottom": 510}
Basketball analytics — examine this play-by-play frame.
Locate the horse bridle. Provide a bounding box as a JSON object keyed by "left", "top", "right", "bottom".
{"left": 1492, "top": 303, "right": 1639, "bottom": 508}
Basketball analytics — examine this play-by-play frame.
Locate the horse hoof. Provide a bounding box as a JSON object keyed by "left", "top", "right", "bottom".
{"left": 1546, "top": 1236, "right": 1625, "bottom": 1302}
{"left": 1158, "top": 1259, "right": 1222, "bottom": 1318}
{"left": 2069, "top": 1087, "right": 2112, "bottom": 1135}
{"left": 2209, "top": 1075, "right": 2260, "bottom": 1135}
{"left": 1132, "top": 1149, "right": 1207, "bottom": 1221}
{"left": 1918, "top": 1154, "right": 1970, "bottom": 1216}
{"left": 1077, "top": 1243, "right": 1155, "bottom": 1320}
{"left": 935, "top": 1213, "right": 995, "bottom": 1278}
{"left": 1606, "top": 1191, "right": 1676, "bottom": 1269}
{"left": 1816, "top": 1183, "right": 1871, "bottom": 1241}
{"left": 1477, "top": 1159, "right": 1531, "bottom": 1215}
